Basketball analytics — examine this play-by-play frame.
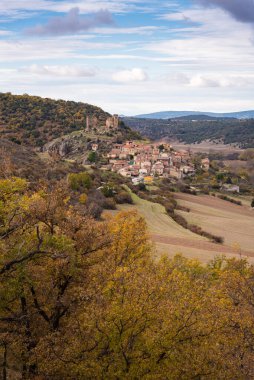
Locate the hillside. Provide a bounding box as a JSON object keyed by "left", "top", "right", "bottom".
{"left": 0, "top": 93, "right": 139, "bottom": 148}
{"left": 0, "top": 139, "right": 86, "bottom": 183}
{"left": 123, "top": 117, "right": 254, "bottom": 148}
{"left": 135, "top": 110, "right": 254, "bottom": 119}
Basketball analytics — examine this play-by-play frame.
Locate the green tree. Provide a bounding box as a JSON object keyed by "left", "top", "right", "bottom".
{"left": 68, "top": 171, "right": 91, "bottom": 191}
{"left": 88, "top": 151, "right": 98, "bottom": 163}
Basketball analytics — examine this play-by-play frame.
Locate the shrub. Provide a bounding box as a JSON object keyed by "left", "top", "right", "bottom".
{"left": 103, "top": 198, "right": 117, "bottom": 210}
{"left": 79, "top": 193, "right": 88, "bottom": 204}
{"left": 87, "top": 151, "right": 98, "bottom": 163}
{"left": 87, "top": 202, "right": 103, "bottom": 219}
{"left": 171, "top": 214, "right": 188, "bottom": 229}
{"left": 218, "top": 195, "right": 242, "bottom": 206}
{"left": 68, "top": 172, "right": 91, "bottom": 192}
{"left": 115, "top": 190, "right": 133, "bottom": 204}
{"left": 101, "top": 185, "right": 115, "bottom": 198}
{"left": 138, "top": 183, "right": 146, "bottom": 191}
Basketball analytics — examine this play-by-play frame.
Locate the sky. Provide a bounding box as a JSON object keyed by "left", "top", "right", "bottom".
{"left": 0, "top": 0, "right": 254, "bottom": 115}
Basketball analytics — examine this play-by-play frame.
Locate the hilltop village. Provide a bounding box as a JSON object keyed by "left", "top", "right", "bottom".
{"left": 83, "top": 114, "right": 210, "bottom": 183}
{"left": 102, "top": 140, "right": 210, "bottom": 185}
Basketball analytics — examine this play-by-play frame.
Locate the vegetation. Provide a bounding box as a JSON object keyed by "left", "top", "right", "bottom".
{"left": 68, "top": 172, "right": 92, "bottom": 192}
{"left": 1, "top": 93, "right": 254, "bottom": 379}
{"left": 217, "top": 194, "right": 242, "bottom": 206}
{"left": 87, "top": 151, "right": 99, "bottom": 163}
{"left": 0, "top": 93, "right": 140, "bottom": 150}
{"left": 0, "top": 92, "right": 111, "bottom": 147}
{"left": 123, "top": 117, "right": 254, "bottom": 148}
{"left": 1, "top": 176, "right": 254, "bottom": 378}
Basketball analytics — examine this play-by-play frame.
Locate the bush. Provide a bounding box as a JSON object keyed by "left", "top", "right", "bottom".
{"left": 87, "top": 202, "right": 103, "bottom": 219}
{"left": 101, "top": 185, "right": 115, "bottom": 198}
{"left": 79, "top": 193, "right": 88, "bottom": 204}
{"left": 115, "top": 190, "right": 133, "bottom": 204}
{"left": 103, "top": 198, "right": 117, "bottom": 210}
{"left": 138, "top": 183, "right": 146, "bottom": 191}
{"left": 218, "top": 195, "right": 242, "bottom": 206}
{"left": 171, "top": 214, "right": 188, "bottom": 229}
{"left": 68, "top": 172, "right": 91, "bottom": 192}
{"left": 87, "top": 151, "right": 98, "bottom": 163}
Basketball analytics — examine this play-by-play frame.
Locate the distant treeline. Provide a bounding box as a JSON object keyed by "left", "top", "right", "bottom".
{"left": 123, "top": 117, "right": 254, "bottom": 148}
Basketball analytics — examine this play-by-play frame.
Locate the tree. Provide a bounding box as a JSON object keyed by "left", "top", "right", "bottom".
{"left": 1, "top": 176, "right": 254, "bottom": 379}
{"left": 68, "top": 171, "right": 91, "bottom": 192}
{"left": 87, "top": 151, "right": 98, "bottom": 163}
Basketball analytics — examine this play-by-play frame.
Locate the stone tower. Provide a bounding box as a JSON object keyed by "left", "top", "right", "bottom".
{"left": 86, "top": 115, "right": 90, "bottom": 130}
{"left": 113, "top": 114, "right": 119, "bottom": 129}
{"left": 106, "top": 114, "right": 119, "bottom": 130}
{"left": 86, "top": 115, "right": 98, "bottom": 130}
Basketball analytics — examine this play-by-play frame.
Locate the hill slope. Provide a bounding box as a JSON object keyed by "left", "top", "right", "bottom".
{"left": 123, "top": 117, "right": 254, "bottom": 148}
{"left": 136, "top": 110, "right": 254, "bottom": 120}
{"left": 0, "top": 92, "right": 111, "bottom": 147}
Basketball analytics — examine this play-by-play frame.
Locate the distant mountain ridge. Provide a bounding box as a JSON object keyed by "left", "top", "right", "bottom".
{"left": 135, "top": 110, "right": 254, "bottom": 120}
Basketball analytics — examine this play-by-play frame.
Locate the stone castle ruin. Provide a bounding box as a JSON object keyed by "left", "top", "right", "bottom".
{"left": 86, "top": 114, "right": 119, "bottom": 132}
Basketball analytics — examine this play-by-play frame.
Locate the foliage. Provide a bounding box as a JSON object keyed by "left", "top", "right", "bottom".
{"left": 68, "top": 172, "right": 91, "bottom": 192}
{"left": 87, "top": 151, "right": 98, "bottom": 163}
{"left": 101, "top": 184, "right": 115, "bottom": 198}
{"left": 79, "top": 193, "right": 88, "bottom": 205}
{"left": 114, "top": 190, "right": 133, "bottom": 204}
{"left": 217, "top": 194, "right": 242, "bottom": 206}
{"left": 0, "top": 92, "right": 110, "bottom": 147}
{"left": 1, "top": 177, "right": 254, "bottom": 379}
{"left": 124, "top": 117, "right": 254, "bottom": 148}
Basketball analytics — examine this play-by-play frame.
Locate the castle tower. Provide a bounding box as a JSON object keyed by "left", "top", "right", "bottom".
{"left": 86, "top": 115, "right": 90, "bottom": 130}
{"left": 113, "top": 114, "right": 119, "bottom": 129}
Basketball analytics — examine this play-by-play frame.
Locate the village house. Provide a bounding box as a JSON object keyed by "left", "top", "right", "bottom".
{"left": 181, "top": 165, "right": 195, "bottom": 177}
{"left": 201, "top": 158, "right": 210, "bottom": 171}
{"left": 151, "top": 162, "right": 165, "bottom": 176}
{"left": 221, "top": 184, "right": 240, "bottom": 193}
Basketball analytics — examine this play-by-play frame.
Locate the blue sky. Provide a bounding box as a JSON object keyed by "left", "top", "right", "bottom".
{"left": 0, "top": 0, "right": 254, "bottom": 115}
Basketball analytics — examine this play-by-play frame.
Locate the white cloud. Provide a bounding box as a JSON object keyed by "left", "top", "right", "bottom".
{"left": 112, "top": 68, "right": 148, "bottom": 83}
{"left": 0, "top": 0, "right": 156, "bottom": 18}
{"left": 0, "top": 30, "right": 13, "bottom": 35}
{"left": 145, "top": 8, "right": 254, "bottom": 70}
{"left": 21, "top": 64, "right": 96, "bottom": 77}
{"left": 93, "top": 25, "right": 160, "bottom": 35}
{"left": 0, "top": 38, "right": 124, "bottom": 62}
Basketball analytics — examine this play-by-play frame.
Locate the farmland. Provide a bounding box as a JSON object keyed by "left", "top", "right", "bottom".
{"left": 118, "top": 191, "right": 254, "bottom": 263}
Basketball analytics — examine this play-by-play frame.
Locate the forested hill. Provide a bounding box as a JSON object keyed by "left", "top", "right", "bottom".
{"left": 123, "top": 117, "right": 254, "bottom": 148}
{"left": 0, "top": 92, "right": 111, "bottom": 147}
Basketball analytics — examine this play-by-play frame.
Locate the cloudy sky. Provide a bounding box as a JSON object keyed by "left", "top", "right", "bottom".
{"left": 0, "top": 0, "right": 254, "bottom": 115}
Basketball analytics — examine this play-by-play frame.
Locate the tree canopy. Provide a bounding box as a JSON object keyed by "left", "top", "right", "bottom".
{"left": 1, "top": 176, "right": 254, "bottom": 379}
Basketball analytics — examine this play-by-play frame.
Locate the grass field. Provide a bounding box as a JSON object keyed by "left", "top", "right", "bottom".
{"left": 118, "top": 190, "right": 254, "bottom": 263}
